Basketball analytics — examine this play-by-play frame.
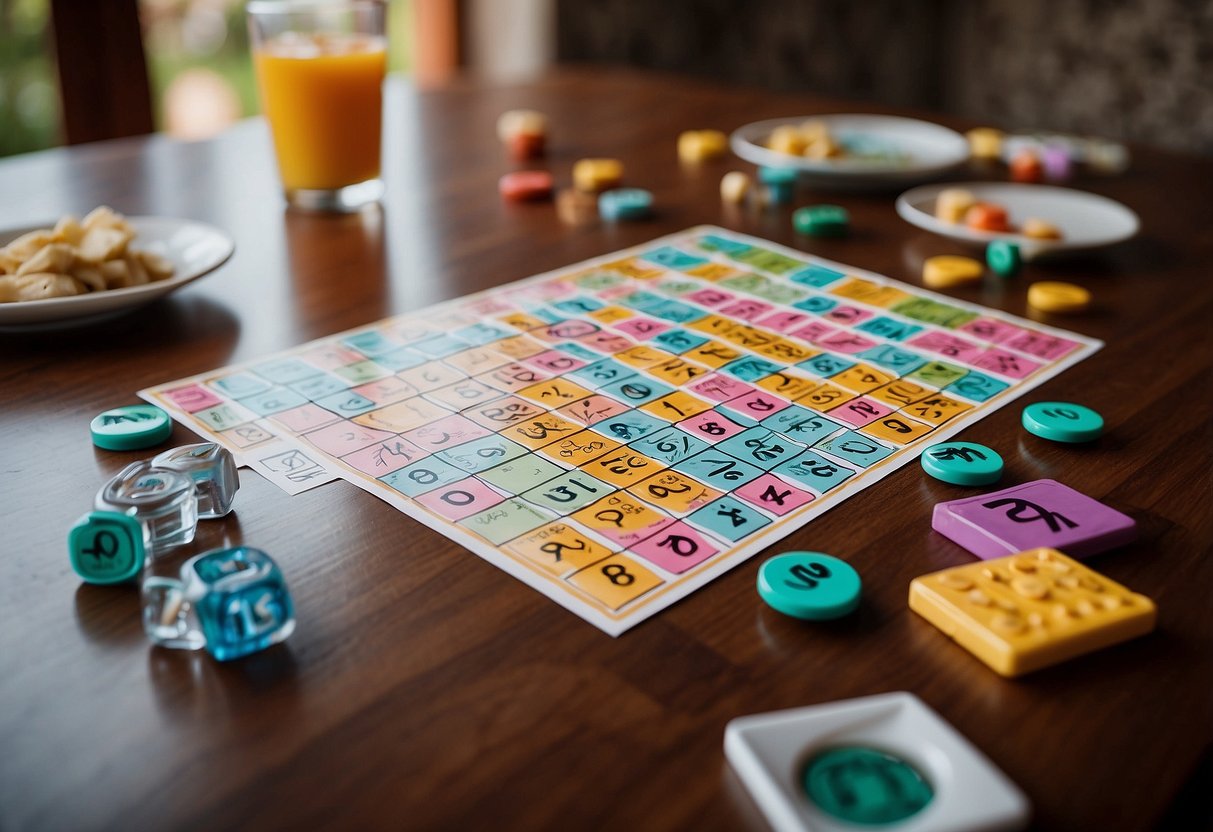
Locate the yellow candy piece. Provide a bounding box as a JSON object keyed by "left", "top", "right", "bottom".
{"left": 966, "top": 127, "right": 1004, "bottom": 160}
{"left": 798, "top": 119, "right": 830, "bottom": 144}
{"left": 1028, "top": 281, "right": 1091, "bottom": 313}
{"left": 934, "top": 188, "right": 975, "bottom": 224}
{"left": 767, "top": 125, "right": 806, "bottom": 155}
{"left": 1022, "top": 217, "right": 1064, "bottom": 240}
{"left": 572, "top": 158, "right": 624, "bottom": 193}
{"left": 496, "top": 109, "right": 547, "bottom": 142}
{"left": 804, "top": 135, "right": 843, "bottom": 160}
{"left": 922, "top": 255, "right": 984, "bottom": 288}
{"left": 678, "top": 129, "right": 728, "bottom": 163}
{"left": 909, "top": 548, "right": 1156, "bottom": 676}
{"left": 719, "top": 171, "right": 751, "bottom": 204}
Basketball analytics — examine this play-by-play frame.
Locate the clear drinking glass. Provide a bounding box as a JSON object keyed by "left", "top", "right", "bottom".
{"left": 248, "top": 0, "right": 388, "bottom": 212}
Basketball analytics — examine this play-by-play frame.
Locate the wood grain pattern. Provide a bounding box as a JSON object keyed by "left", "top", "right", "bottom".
{"left": 0, "top": 68, "right": 1209, "bottom": 831}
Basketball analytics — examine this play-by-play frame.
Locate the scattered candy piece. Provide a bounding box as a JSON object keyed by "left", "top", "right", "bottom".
{"left": 496, "top": 109, "right": 547, "bottom": 160}
{"left": 573, "top": 158, "right": 623, "bottom": 193}
{"left": 598, "top": 188, "right": 653, "bottom": 221}
{"left": 90, "top": 404, "right": 172, "bottom": 451}
{"left": 95, "top": 461, "right": 198, "bottom": 554}
{"left": 966, "top": 127, "right": 1004, "bottom": 160}
{"left": 506, "top": 131, "right": 545, "bottom": 162}
{"left": 1021, "top": 402, "right": 1103, "bottom": 443}
{"left": 920, "top": 441, "right": 1004, "bottom": 486}
{"left": 923, "top": 255, "right": 983, "bottom": 288}
{"left": 934, "top": 188, "right": 975, "bottom": 224}
{"left": 758, "top": 166, "right": 796, "bottom": 205}
{"left": 1027, "top": 281, "right": 1090, "bottom": 313}
{"left": 720, "top": 171, "right": 751, "bottom": 204}
{"left": 1022, "top": 217, "right": 1063, "bottom": 240}
{"left": 498, "top": 170, "right": 554, "bottom": 202}
{"left": 804, "top": 133, "right": 843, "bottom": 160}
{"left": 556, "top": 187, "right": 598, "bottom": 225}
{"left": 69, "top": 510, "right": 147, "bottom": 585}
{"left": 964, "top": 202, "right": 1011, "bottom": 233}
{"left": 757, "top": 552, "right": 861, "bottom": 620}
{"left": 1085, "top": 139, "right": 1130, "bottom": 174}
{"left": 793, "top": 204, "right": 849, "bottom": 238}
{"left": 986, "top": 240, "right": 1022, "bottom": 277}
{"left": 678, "top": 129, "right": 728, "bottom": 163}
{"left": 1042, "top": 146, "right": 1073, "bottom": 181}
{"left": 1009, "top": 150, "right": 1044, "bottom": 183}
{"left": 767, "top": 124, "right": 807, "bottom": 156}
{"left": 909, "top": 547, "right": 1155, "bottom": 676}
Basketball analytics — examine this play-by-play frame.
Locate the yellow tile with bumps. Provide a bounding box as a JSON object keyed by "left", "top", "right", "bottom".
{"left": 909, "top": 548, "right": 1156, "bottom": 677}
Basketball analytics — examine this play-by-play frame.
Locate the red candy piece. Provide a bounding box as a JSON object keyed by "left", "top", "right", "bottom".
{"left": 1010, "top": 151, "right": 1044, "bottom": 183}
{"left": 498, "top": 170, "right": 554, "bottom": 202}
{"left": 965, "top": 202, "right": 1011, "bottom": 233}
{"left": 507, "top": 131, "right": 546, "bottom": 161}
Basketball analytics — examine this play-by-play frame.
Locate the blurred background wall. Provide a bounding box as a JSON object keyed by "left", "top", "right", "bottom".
{"left": 556, "top": 0, "right": 1213, "bottom": 156}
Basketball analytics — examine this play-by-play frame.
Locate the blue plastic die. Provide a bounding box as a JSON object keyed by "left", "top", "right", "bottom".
{"left": 187, "top": 547, "right": 295, "bottom": 661}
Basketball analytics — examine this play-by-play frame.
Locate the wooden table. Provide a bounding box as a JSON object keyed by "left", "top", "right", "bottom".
{"left": 2, "top": 69, "right": 1210, "bottom": 831}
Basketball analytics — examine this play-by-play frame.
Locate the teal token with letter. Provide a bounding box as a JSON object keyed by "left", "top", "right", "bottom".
{"left": 68, "top": 511, "right": 146, "bottom": 584}
{"left": 986, "top": 240, "right": 1021, "bottom": 277}
{"left": 90, "top": 404, "right": 172, "bottom": 451}
{"left": 757, "top": 552, "right": 860, "bottom": 620}
{"left": 793, "top": 205, "right": 850, "bottom": 238}
{"left": 920, "top": 441, "right": 1003, "bottom": 486}
{"left": 1022, "top": 401, "right": 1103, "bottom": 443}
{"left": 803, "top": 745, "right": 934, "bottom": 825}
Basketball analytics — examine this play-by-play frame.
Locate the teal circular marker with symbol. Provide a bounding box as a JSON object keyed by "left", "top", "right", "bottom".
{"left": 1022, "top": 401, "right": 1103, "bottom": 443}
{"left": 68, "top": 511, "right": 146, "bottom": 584}
{"left": 803, "top": 746, "right": 934, "bottom": 825}
{"left": 757, "top": 552, "right": 861, "bottom": 620}
{"left": 920, "top": 441, "right": 1003, "bottom": 486}
{"left": 986, "top": 240, "right": 1022, "bottom": 277}
{"left": 90, "top": 404, "right": 172, "bottom": 451}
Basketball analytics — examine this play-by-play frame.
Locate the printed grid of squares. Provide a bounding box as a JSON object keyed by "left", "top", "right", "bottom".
{"left": 156, "top": 232, "right": 1084, "bottom": 616}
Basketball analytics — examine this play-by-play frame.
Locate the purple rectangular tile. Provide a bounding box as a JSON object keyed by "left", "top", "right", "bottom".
{"left": 932, "top": 478, "right": 1137, "bottom": 559}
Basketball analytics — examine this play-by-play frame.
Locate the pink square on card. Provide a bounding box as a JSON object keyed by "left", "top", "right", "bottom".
{"left": 631, "top": 522, "right": 721, "bottom": 573}
{"left": 907, "top": 331, "right": 983, "bottom": 362}
{"left": 733, "top": 474, "right": 816, "bottom": 515}
{"left": 677, "top": 410, "right": 747, "bottom": 440}
{"left": 686, "top": 288, "right": 735, "bottom": 307}
{"left": 404, "top": 413, "right": 493, "bottom": 450}
{"left": 271, "top": 402, "right": 342, "bottom": 433}
{"left": 817, "top": 332, "right": 880, "bottom": 354}
{"left": 724, "top": 390, "right": 791, "bottom": 419}
{"left": 972, "top": 348, "right": 1043, "bottom": 379}
{"left": 823, "top": 305, "right": 874, "bottom": 326}
{"left": 958, "top": 317, "right": 1025, "bottom": 345}
{"left": 416, "top": 477, "right": 505, "bottom": 521}
{"left": 789, "top": 321, "right": 841, "bottom": 343}
{"left": 756, "top": 310, "right": 811, "bottom": 333}
{"left": 352, "top": 376, "right": 418, "bottom": 405}
{"left": 524, "top": 350, "right": 589, "bottom": 373}
{"left": 719, "top": 299, "right": 775, "bottom": 321}
{"left": 304, "top": 421, "right": 397, "bottom": 456}
{"left": 577, "top": 331, "right": 634, "bottom": 354}
{"left": 162, "top": 384, "right": 224, "bottom": 413}
{"left": 687, "top": 374, "right": 754, "bottom": 403}
{"left": 1005, "top": 330, "right": 1081, "bottom": 360}
{"left": 341, "top": 437, "right": 429, "bottom": 475}
{"left": 614, "top": 317, "right": 671, "bottom": 340}
{"left": 300, "top": 344, "right": 366, "bottom": 370}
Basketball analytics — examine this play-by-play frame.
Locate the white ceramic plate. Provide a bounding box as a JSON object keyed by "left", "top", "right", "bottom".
{"left": 0, "top": 216, "right": 234, "bottom": 327}
{"left": 730, "top": 114, "right": 969, "bottom": 188}
{"left": 896, "top": 182, "right": 1139, "bottom": 258}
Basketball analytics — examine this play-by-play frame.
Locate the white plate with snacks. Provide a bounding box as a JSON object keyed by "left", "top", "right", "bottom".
{"left": 0, "top": 213, "right": 234, "bottom": 327}
{"left": 896, "top": 182, "right": 1139, "bottom": 257}
{"left": 730, "top": 114, "right": 969, "bottom": 188}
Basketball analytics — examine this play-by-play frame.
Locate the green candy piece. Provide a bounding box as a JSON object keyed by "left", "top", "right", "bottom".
{"left": 1022, "top": 401, "right": 1104, "bottom": 443}
{"left": 920, "top": 441, "right": 1004, "bottom": 486}
{"left": 68, "top": 511, "right": 146, "bottom": 585}
{"left": 757, "top": 552, "right": 861, "bottom": 620}
{"left": 987, "top": 240, "right": 1022, "bottom": 277}
{"left": 803, "top": 746, "right": 934, "bottom": 825}
{"left": 90, "top": 404, "right": 172, "bottom": 451}
{"left": 793, "top": 204, "right": 850, "bottom": 238}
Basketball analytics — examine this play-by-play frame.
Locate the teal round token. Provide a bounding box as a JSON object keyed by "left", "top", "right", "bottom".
{"left": 757, "top": 552, "right": 861, "bottom": 620}
{"left": 793, "top": 205, "right": 850, "bottom": 238}
{"left": 987, "top": 240, "right": 1022, "bottom": 277}
{"left": 1022, "top": 401, "right": 1103, "bottom": 443}
{"left": 68, "top": 511, "right": 146, "bottom": 584}
{"left": 758, "top": 166, "right": 798, "bottom": 185}
{"left": 90, "top": 404, "right": 172, "bottom": 451}
{"left": 803, "top": 746, "right": 934, "bottom": 825}
{"left": 920, "top": 441, "right": 1003, "bottom": 486}
{"left": 598, "top": 188, "right": 653, "bottom": 221}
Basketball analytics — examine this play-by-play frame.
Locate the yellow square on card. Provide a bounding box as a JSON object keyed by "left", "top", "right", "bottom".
{"left": 640, "top": 391, "right": 712, "bottom": 422}
{"left": 498, "top": 312, "right": 548, "bottom": 332}
{"left": 648, "top": 358, "right": 710, "bottom": 386}
{"left": 517, "top": 377, "right": 594, "bottom": 405}
{"left": 757, "top": 372, "right": 820, "bottom": 401}
{"left": 628, "top": 470, "right": 722, "bottom": 514}
{"left": 685, "top": 262, "right": 741, "bottom": 281}
{"left": 504, "top": 522, "right": 616, "bottom": 575}
{"left": 352, "top": 398, "right": 450, "bottom": 433}
{"left": 828, "top": 277, "right": 912, "bottom": 308}
{"left": 686, "top": 341, "right": 743, "bottom": 368}
{"left": 615, "top": 345, "right": 675, "bottom": 368}
{"left": 568, "top": 554, "right": 664, "bottom": 610}
{"left": 909, "top": 548, "right": 1156, "bottom": 676}
{"left": 494, "top": 335, "right": 547, "bottom": 360}
{"left": 582, "top": 450, "right": 667, "bottom": 487}
{"left": 538, "top": 429, "right": 620, "bottom": 466}
{"left": 588, "top": 305, "right": 634, "bottom": 324}
{"left": 902, "top": 393, "right": 972, "bottom": 425}
{"left": 860, "top": 415, "right": 934, "bottom": 444}
{"left": 502, "top": 414, "right": 584, "bottom": 449}
{"left": 601, "top": 258, "right": 663, "bottom": 280}
{"left": 832, "top": 364, "right": 896, "bottom": 394}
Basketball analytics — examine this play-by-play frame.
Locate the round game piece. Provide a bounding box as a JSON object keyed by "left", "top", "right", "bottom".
{"left": 757, "top": 166, "right": 797, "bottom": 186}
{"left": 920, "top": 441, "right": 1004, "bottom": 486}
{"left": 922, "top": 255, "right": 983, "bottom": 289}
{"left": 757, "top": 552, "right": 861, "bottom": 620}
{"left": 986, "top": 240, "right": 1021, "bottom": 277}
{"left": 498, "top": 170, "right": 553, "bottom": 202}
{"left": 720, "top": 171, "right": 751, "bottom": 204}
{"left": 598, "top": 188, "right": 653, "bottom": 221}
{"left": 573, "top": 158, "right": 623, "bottom": 193}
{"left": 678, "top": 129, "right": 728, "bottom": 163}
{"left": 793, "top": 205, "right": 849, "bottom": 238}
{"left": 1022, "top": 217, "right": 1063, "bottom": 240}
{"left": 1022, "top": 401, "right": 1104, "bottom": 443}
{"left": 90, "top": 404, "right": 172, "bottom": 451}
{"left": 964, "top": 202, "right": 1011, "bottom": 232}
{"left": 1009, "top": 150, "right": 1044, "bottom": 183}
{"left": 1027, "top": 280, "right": 1090, "bottom": 313}
{"left": 68, "top": 510, "right": 146, "bottom": 585}
{"left": 802, "top": 746, "right": 934, "bottom": 825}
{"left": 966, "top": 126, "right": 1003, "bottom": 160}
{"left": 556, "top": 187, "right": 598, "bottom": 225}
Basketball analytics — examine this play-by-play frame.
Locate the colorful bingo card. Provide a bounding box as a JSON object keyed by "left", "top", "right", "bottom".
{"left": 141, "top": 227, "right": 1100, "bottom": 634}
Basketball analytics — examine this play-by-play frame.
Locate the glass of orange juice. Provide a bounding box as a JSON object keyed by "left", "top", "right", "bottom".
{"left": 248, "top": 1, "right": 387, "bottom": 212}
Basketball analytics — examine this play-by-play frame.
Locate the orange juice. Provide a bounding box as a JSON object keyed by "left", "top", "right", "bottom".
{"left": 254, "top": 34, "right": 386, "bottom": 192}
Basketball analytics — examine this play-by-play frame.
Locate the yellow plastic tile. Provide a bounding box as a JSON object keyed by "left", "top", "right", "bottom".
{"left": 902, "top": 393, "right": 972, "bottom": 425}
{"left": 831, "top": 364, "right": 896, "bottom": 394}
{"left": 828, "top": 277, "right": 912, "bottom": 308}
{"left": 568, "top": 554, "right": 664, "bottom": 610}
{"left": 685, "top": 262, "right": 742, "bottom": 282}
{"left": 615, "top": 345, "right": 674, "bottom": 368}
{"left": 494, "top": 335, "right": 547, "bottom": 360}
{"left": 574, "top": 158, "right": 625, "bottom": 193}
{"left": 860, "top": 414, "right": 934, "bottom": 444}
{"left": 923, "top": 256, "right": 984, "bottom": 289}
{"left": 1027, "top": 281, "right": 1091, "bottom": 314}
{"left": 798, "top": 383, "right": 855, "bottom": 412}
{"left": 502, "top": 413, "right": 586, "bottom": 449}
{"left": 756, "top": 371, "right": 820, "bottom": 400}
{"left": 686, "top": 340, "right": 743, "bottom": 368}
{"left": 599, "top": 256, "right": 660, "bottom": 280}
{"left": 505, "top": 521, "right": 615, "bottom": 575}
{"left": 908, "top": 548, "right": 1156, "bottom": 676}
{"left": 517, "top": 377, "right": 594, "bottom": 405}
{"left": 648, "top": 357, "right": 710, "bottom": 386}
{"left": 640, "top": 390, "right": 712, "bottom": 422}
{"left": 628, "top": 470, "right": 722, "bottom": 514}
{"left": 538, "top": 428, "right": 621, "bottom": 465}
{"left": 588, "top": 305, "right": 634, "bottom": 324}
{"left": 583, "top": 450, "right": 666, "bottom": 487}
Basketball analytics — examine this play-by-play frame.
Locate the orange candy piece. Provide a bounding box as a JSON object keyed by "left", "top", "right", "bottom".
{"left": 965, "top": 202, "right": 1011, "bottom": 233}
{"left": 498, "top": 170, "right": 553, "bottom": 202}
{"left": 1010, "top": 151, "right": 1044, "bottom": 183}
{"left": 507, "top": 132, "right": 545, "bottom": 161}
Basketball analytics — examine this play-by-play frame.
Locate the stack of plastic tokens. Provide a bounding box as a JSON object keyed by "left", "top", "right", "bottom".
{"left": 793, "top": 205, "right": 849, "bottom": 238}
{"left": 920, "top": 441, "right": 1004, "bottom": 485}
{"left": 1022, "top": 402, "right": 1103, "bottom": 443}
{"left": 599, "top": 188, "right": 653, "bottom": 221}
{"left": 90, "top": 404, "right": 172, "bottom": 451}
{"left": 757, "top": 552, "right": 861, "bottom": 620}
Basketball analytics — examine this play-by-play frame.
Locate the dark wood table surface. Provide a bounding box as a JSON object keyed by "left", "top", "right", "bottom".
{"left": 2, "top": 68, "right": 1210, "bottom": 831}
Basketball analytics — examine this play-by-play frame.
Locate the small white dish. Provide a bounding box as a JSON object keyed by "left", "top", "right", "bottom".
{"left": 0, "top": 216, "right": 234, "bottom": 327}
{"left": 896, "top": 182, "right": 1139, "bottom": 258}
{"left": 730, "top": 114, "right": 969, "bottom": 188}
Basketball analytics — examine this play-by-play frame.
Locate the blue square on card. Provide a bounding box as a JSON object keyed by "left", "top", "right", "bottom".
{"left": 640, "top": 245, "right": 709, "bottom": 270}
{"left": 630, "top": 427, "right": 709, "bottom": 465}
{"left": 814, "top": 430, "right": 894, "bottom": 468}
{"left": 675, "top": 450, "right": 764, "bottom": 490}
{"left": 945, "top": 371, "right": 1010, "bottom": 402}
{"left": 687, "top": 496, "right": 771, "bottom": 542}
{"left": 551, "top": 296, "right": 606, "bottom": 316}
{"left": 341, "top": 331, "right": 398, "bottom": 357}
{"left": 413, "top": 334, "right": 470, "bottom": 358}
{"left": 761, "top": 406, "right": 844, "bottom": 445}
{"left": 567, "top": 359, "right": 637, "bottom": 389}
{"left": 617, "top": 290, "right": 664, "bottom": 312}
{"left": 788, "top": 263, "right": 846, "bottom": 288}
{"left": 600, "top": 377, "right": 674, "bottom": 405}
{"left": 590, "top": 409, "right": 667, "bottom": 442}
{"left": 652, "top": 329, "right": 709, "bottom": 354}
{"left": 792, "top": 295, "right": 838, "bottom": 315}
{"left": 313, "top": 390, "right": 377, "bottom": 417}
{"left": 237, "top": 387, "right": 309, "bottom": 416}
{"left": 556, "top": 342, "right": 601, "bottom": 361}
{"left": 720, "top": 356, "right": 783, "bottom": 383}
{"left": 856, "top": 345, "right": 927, "bottom": 374}
{"left": 716, "top": 427, "right": 805, "bottom": 470}
{"left": 436, "top": 435, "right": 529, "bottom": 473}
{"left": 210, "top": 373, "right": 272, "bottom": 399}
{"left": 856, "top": 316, "right": 925, "bottom": 342}
{"left": 380, "top": 457, "right": 467, "bottom": 497}
{"left": 646, "top": 299, "right": 707, "bottom": 324}
{"left": 698, "top": 234, "right": 753, "bottom": 257}
{"left": 773, "top": 450, "right": 855, "bottom": 492}
{"left": 376, "top": 347, "right": 428, "bottom": 372}
{"left": 798, "top": 353, "right": 855, "bottom": 378}
{"left": 288, "top": 373, "right": 351, "bottom": 400}
{"left": 455, "top": 322, "right": 514, "bottom": 346}
{"left": 252, "top": 358, "right": 323, "bottom": 385}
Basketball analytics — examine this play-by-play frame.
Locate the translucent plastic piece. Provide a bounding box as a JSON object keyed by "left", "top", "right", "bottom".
{"left": 95, "top": 461, "right": 198, "bottom": 554}
{"left": 186, "top": 546, "right": 295, "bottom": 661}
{"left": 152, "top": 443, "right": 240, "bottom": 519}
{"left": 141, "top": 575, "right": 206, "bottom": 650}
